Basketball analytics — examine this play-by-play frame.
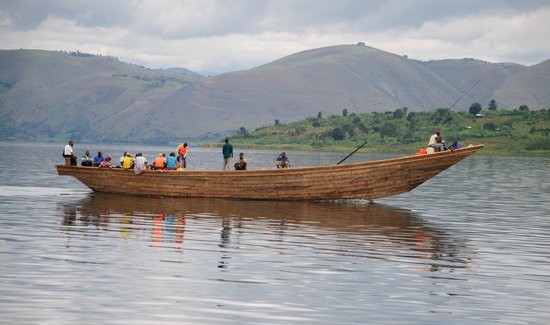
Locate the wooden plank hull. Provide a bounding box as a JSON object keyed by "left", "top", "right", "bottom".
{"left": 56, "top": 145, "right": 483, "bottom": 200}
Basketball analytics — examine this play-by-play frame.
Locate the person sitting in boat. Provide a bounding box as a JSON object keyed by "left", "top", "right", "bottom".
{"left": 122, "top": 152, "right": 135, "bottom": 169}
{"left": 151, "top": 153, "right": 166, "bottom": 170}
{"left": 117, "top": 152, "right": 127, "bottom": 168}
{"left": 81, "top": 150, "right": 93, "bottom": 166}
{"left": 429, "top": 135, "right": 446, "bottom": 152}
{"left": 93, "top": 151, "right": 105, "bottom": 167}
{"left": 450, "top": 138, "right": 462, "bottom": 150}
{"left": 98, "top": 156, "right": 113, "bottom": 169}
{"left": 276, "top": 152, "right": 290, "bottom": 168}
{"left": 165, "top": 152, "right": 178, "bottom": 170}
{"left": 133, "top": 153, "right": 148, "bottom": 174}
{"left": 234, "top": 152, "right": 247, "bottom": 170}
{"left": 427, "top": 131, "right": 439, "bottom": 146}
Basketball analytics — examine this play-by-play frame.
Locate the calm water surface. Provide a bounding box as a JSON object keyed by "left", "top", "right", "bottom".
{"left": 0, "top": 141, "right": 549, "bottom": 324}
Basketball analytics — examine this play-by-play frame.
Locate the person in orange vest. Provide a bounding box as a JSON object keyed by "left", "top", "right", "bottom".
{"left": 152, "top": 153, "right": 166, "bottom": 170}
{"left": 177, "top": 142, "right": 188, "bottom": 169}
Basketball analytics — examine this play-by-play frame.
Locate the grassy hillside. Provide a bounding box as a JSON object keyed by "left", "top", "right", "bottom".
{"left": 228, "top": 108, "right": 550, "bottom": 157}
{"left": 493, "top": 59, "right": 550, "bottom": 109}
{"left": 1, "top": 46, "right": 549, "bottom": 143}
{"left": 0, "top": 49, "right": 202, "bottom": 142}
{"left": 421, "top": 58, "right": 524, "bottom": 107}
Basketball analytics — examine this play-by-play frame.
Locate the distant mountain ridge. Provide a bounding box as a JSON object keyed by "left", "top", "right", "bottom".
{"left": 0, "top": 45, "right": 548, "bottom": 143}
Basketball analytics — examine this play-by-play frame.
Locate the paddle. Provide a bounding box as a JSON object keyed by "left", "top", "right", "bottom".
{"left": 337, "top": 140, "right": 368, "bottom": 165}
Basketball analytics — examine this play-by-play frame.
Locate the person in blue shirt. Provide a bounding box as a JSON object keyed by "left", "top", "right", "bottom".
{"left": 450, "top": 138, "right": 462, "bottom": 150}
{"left": 166, "top": 152, "right": 178, "bottom": 170}
{"left": 92, "top": 151, "right": 105, "bottom": 167}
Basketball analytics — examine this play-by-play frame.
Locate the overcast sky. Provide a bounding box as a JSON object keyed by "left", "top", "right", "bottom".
{"left": 1, "top": 0, "right": 549, "bottom": 75}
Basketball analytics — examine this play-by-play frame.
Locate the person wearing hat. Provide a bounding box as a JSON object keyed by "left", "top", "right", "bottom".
{"left": 122, "top": 152, "right": 134, "bottom": 169}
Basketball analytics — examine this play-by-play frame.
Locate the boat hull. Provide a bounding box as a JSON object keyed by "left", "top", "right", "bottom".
{"left": 56, "top": 145, "right": 483, "bottom": 200}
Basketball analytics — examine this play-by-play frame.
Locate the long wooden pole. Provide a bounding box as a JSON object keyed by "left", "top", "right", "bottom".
{"left": 337, "top": 140, "right": 368, "bottom": 165}
{"left": 338, "top": 80, "right": 480, "bottom": 165}
{"left": 439, "top": 79, "right": 481, "bottom": 124}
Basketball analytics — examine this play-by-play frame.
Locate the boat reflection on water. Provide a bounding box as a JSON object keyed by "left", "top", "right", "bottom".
{"left": 60, "top": 193, "right": 471, "bottom": 272}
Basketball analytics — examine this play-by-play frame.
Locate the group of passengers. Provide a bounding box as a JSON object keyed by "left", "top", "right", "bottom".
{"left": 63, "top": 139, "right": 291, "bottom": 172}
{"left": 63, "top": 141, "right": 189, "bottom": 172}
{"left": 65, "top": 131, "right": 462, "bottom": 172}
{"left": 86, "top": 150, "right": 186, "bottom": 173}
{"left": 415, "top": 131, "right": 462, "bottom": 155}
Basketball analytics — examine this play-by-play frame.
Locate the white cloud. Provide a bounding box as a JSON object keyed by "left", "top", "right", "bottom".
{"left": 0, "top": 0, "right": 549, "bottom": 74}
{"left": 367, "top": 6, "right": 550, "bottom": 64}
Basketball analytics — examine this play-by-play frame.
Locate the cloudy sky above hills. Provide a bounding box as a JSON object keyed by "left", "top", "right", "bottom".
{"left": 1, "top": 0, "right": 549, "bottom": 75}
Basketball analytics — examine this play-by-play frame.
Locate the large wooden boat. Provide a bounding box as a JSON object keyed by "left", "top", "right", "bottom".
{"left": 56, "top": 144, "right": 483, "bottom": 200}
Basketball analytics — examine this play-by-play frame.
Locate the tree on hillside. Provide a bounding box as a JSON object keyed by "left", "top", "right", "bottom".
{"left": 317, "top": 111, "right": 323, "bottom": 119}
{"left": 342, "top": 108, "right": 348, "bottom": 116}
{"left": 237, "top": 126, "right": 249, "bottom": 137}
{"left": 483, "top": 122, "right": 496, "bottom": 131}
{"left": 393, "top": 108, "right": 405, "bottom": 119}
{"left": 341, "top": 124, "right": 355, "bottom": 137}
{"left": 274, "top": 119, "right": 280, "bottom": 126}
{"left": 469, "top": 103, "right": 482, "bottom": 116}
{"left": 432, "top": 108, "right": 452, "bottom": 124}
{"left": 331, "top": 127, "right": 345, "bottom": 140}
{"left": 379, "top": 122, "right": 398, "bottom": 137}
{"left": 488, "top": 99, "right": 497, "bottom": 110}
{"left": 519, "top": 104, "right": 529, "bottom": 111}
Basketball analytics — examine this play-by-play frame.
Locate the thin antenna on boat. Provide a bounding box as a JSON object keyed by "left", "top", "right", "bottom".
{"left": 337, "top": 140, "right": 368, "bottom": 165}
{"left": 439, "top": 79, "right": 481, "bottom": 124}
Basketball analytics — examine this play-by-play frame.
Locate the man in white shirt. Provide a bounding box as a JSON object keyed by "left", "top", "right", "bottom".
{"left": 427, "top": 131, "right": 439, "bottom": 146}
{"left": 63, "top": 140, "right": 74, "bottom": 165}
{"left": 133, "top": 153, "right": 148, "bottom": 174}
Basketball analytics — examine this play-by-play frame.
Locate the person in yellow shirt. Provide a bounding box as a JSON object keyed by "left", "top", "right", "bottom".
{"left": 122, "top": 152, "right": 135, "bottom": 169}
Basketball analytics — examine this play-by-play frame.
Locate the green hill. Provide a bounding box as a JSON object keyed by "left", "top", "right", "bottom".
{"left": 228, "top": 108, "right": 550, "bottom": 157}
{"left": 421, "top": 58, "right": 524, "bottom": 107}
{"left": 1, "top": 46, "right": 549, "bottom": 144}
{"left": 0, "top": 49, "right": 202, "bottom": 143}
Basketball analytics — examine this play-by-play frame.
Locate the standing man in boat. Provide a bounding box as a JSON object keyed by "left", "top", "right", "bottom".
{"left": 177, "top": 142, "right": 188, "bottom": 169}
{"left": 222, "top": 137, "right": 233, "bottom": 170}
{"left": 63, "top": 140, "right": 75, "bottom": 166}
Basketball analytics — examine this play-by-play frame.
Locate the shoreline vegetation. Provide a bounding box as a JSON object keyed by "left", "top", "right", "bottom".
{"left": 204, "top": 108, "right": 550, "bottom": 157}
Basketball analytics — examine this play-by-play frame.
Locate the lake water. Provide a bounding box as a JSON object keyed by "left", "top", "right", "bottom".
{"left": 0, "top": 141, "right": 549, "bottom": 324}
